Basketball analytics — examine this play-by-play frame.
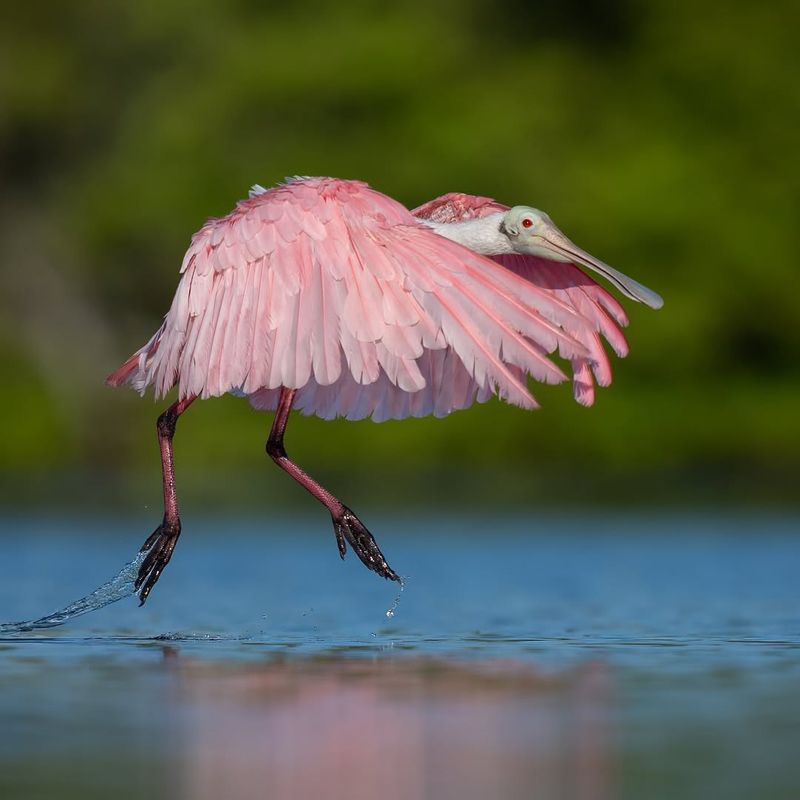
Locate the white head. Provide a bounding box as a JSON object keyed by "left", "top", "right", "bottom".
{"left": 500, "top": 206, "right": 664, "bottom": 309}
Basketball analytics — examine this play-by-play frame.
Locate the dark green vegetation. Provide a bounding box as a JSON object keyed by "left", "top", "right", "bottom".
{"left": 1, "top": 1, "right": 797, "bottom": 510}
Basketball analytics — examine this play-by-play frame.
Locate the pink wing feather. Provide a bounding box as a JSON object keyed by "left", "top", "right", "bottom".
{"left": 412, "top": 192, "right": 630, "bottom": 406}
{"left": 108, "top": 178, "right": 601, "bottom": 420}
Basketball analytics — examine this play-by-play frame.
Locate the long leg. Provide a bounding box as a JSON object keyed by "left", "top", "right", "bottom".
{"left": 267, "top": 387, "right": 400, "bottom": 582}
{"left": 135, "top": 395, "right": 196, "bottom": 604}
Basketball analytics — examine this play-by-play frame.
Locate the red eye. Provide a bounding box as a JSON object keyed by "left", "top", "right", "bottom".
{"left": 521, "top": 218, "right": 533, "bottom": 228}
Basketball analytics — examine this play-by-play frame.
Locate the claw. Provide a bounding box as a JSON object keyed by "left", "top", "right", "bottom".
{"left": 332, "top": 507, "right": 400, "bottom": 582}
{"left": 135, "top": 519, "right": 181, "bottom": 605}
{"left": 334, "top": 524, "right": 347, "bottom": 560}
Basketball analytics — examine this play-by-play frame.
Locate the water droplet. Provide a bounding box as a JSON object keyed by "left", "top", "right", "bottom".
{"left": 384, "top": 577, "right": 406, "bottom": 620}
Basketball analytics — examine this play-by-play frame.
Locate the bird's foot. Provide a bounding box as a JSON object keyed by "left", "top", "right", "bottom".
{"left": 332, "top": 506, "right": 400, "bottom": 583}
{"left": 135, "top": 518, "right": 181, "bottom": 606}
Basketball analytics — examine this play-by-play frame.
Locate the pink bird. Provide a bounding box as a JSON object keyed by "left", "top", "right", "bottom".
{"left": 107, "top": 177, "right": 662, "bottom": 604}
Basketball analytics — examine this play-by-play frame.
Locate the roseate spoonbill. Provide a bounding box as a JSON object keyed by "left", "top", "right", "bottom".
{"left": 107, "top": 177, "right": 662, "bottom": 604}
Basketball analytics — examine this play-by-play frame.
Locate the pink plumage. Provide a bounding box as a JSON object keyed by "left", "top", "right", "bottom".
{"left": 108, "top": 177, "right": 627, "bottom": 418}
{"left": 107, "top": 177, "right": 662, "bottom": 605}
{"left": 411, "top": 192, "right": 629, "bottom": 407}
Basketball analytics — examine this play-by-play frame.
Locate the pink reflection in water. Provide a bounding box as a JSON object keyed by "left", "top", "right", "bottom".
{"left": 171, "top": 656, "right": 613, "bottom": 800}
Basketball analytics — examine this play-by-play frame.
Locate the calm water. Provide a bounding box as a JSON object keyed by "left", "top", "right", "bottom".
{"left": 0, "top": 513, "right": 798, "bottom": 799}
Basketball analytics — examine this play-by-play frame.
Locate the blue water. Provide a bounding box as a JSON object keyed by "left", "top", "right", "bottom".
{"left": 1, "top": 513, "right": 798, "bottom": 799}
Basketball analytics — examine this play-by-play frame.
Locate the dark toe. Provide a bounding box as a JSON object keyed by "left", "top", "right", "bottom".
{"left": 334, "top": 508, "right": 400, "bottom": 583}
{"left": 135, "top": 523, "right": 180, "bottom": 605}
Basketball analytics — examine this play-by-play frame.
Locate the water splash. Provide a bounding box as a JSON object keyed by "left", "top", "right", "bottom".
{"left": 385, "top": 577, "right": 406, "bottom": 619}
{"left": 0, "top": 549, "right": 146, "bottom": 634}
{"left": 152, "top": 631, "right": 250, "bottom": 642}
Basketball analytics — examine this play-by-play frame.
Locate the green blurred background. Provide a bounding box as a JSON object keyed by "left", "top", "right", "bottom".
{"left": 1, "top": 0, "right": 797, "bottom": 514}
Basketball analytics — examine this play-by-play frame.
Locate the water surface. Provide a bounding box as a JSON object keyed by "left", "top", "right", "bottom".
{"left": 0, "top": 514, "right": 798, "bottom": 799}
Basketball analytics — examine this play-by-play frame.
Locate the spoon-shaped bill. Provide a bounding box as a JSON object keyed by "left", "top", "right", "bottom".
{"left": 536, "top": 225, "right": 664, "bottom": 310}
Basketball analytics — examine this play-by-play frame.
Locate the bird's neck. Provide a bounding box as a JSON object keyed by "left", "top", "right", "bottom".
{"left": 420, "top": 213, "right": 514, "bottom": 255}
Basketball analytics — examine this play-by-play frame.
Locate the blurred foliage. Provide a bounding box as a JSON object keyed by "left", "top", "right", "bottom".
{"left": 0, "top": 0, "right": 798, "bottom": 511}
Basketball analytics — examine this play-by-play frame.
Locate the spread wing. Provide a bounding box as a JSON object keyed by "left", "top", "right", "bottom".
{"left": 108, "top": 178, "right": 596, "bottom": 420}
{"left": 412, "top": 192, "right": 630, "bottom": 406}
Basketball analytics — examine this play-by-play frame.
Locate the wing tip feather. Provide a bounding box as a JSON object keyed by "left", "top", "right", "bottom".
{"left": 106, "top": 354, "right": 139, "bottom": 387}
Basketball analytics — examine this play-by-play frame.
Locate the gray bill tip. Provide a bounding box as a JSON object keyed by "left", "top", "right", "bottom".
{"left": 627, "top": 281, "right": 664, "bottom": 310}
